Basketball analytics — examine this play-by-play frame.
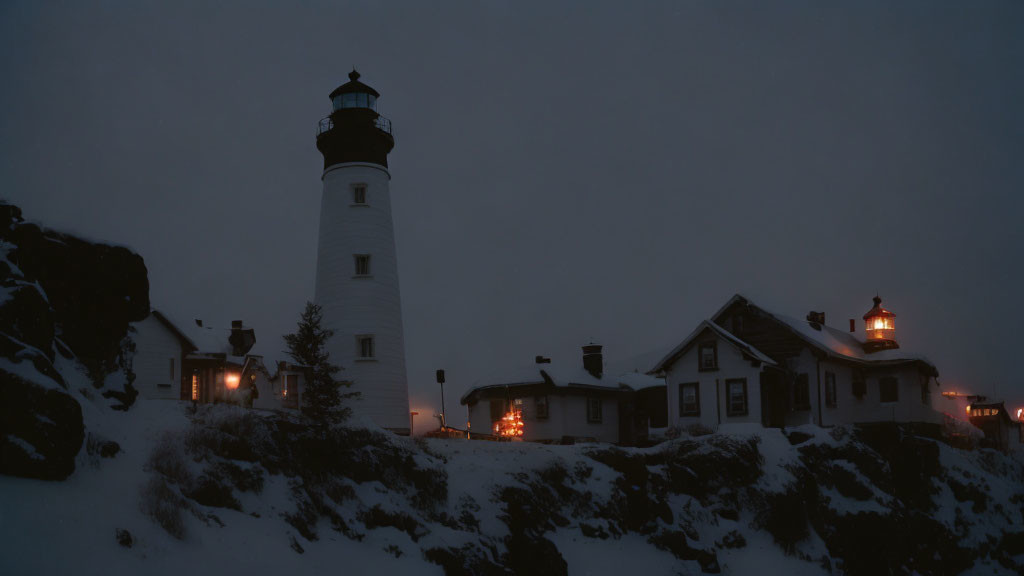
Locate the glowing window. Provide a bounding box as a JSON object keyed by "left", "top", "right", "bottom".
{"left": 191, "top": 374, "right": 198, "bottom": 401}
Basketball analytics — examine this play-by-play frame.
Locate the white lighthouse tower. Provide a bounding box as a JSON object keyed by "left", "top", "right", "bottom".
{"left": 313, "top": 70, "right": 410, "bottom": 434}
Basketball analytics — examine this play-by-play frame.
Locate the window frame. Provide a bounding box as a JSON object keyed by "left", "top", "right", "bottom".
{"left": 697, "top": 341, "right": 718, "bottom": 372}
{"left": 586, "top": 396, "right": 603, "bottom": 423}
{"left": 679, "top": 382, "right": 700, "bottom": 416}
{"left": 726, "top": 378, "right": 748, "bottom": 417}
{"left": 354, "top": 254, "right": 371, "bottom": 277}
{"left": 356, "top": 335, "right": 376, "bottom": 360}
{"left": 352, "top": 183, "right": 367, "bottom": 205}
{"left": 879, "top": 377, "right": 899, "bottom": 403}
{"left": 825, "top": 371, "right": 837, "bottom": 408}
{"left": 534, "top": 395, "right": 549, "bottom": 419}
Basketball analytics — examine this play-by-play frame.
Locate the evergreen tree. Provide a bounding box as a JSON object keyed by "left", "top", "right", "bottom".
{"left": 283, "top": 301, "right": 348, "bottom": 425}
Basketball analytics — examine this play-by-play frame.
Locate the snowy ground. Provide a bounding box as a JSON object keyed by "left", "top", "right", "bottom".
{"left": 2, "top": 389, "right": 1023, "bottom": 575}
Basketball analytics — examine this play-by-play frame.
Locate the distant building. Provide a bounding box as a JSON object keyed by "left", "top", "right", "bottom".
{"left": 651, "top": 294, "right": 941, "bottom": 431}
{"left": 966, "top": 401, "right": 1022, "bottom": 451}
{"left": 460, "top": 345, "right": 667, "bottom": 445}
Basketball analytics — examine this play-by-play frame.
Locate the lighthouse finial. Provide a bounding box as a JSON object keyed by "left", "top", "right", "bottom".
{"left": 349, "top": 69, "right": 361, "bottom": 82}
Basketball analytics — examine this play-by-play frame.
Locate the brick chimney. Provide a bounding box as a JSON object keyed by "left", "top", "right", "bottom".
{"left": 229, "top": 320, "right": 256, "bottom": 356}
{"left": 582, "top": 344, "right": 603, "bottom": 378}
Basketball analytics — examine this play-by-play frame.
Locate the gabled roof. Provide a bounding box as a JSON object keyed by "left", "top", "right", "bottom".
{"left": 150, "top": 309, "right": 250, "bottom": 362}
{"left": 650, "top": 319, "right": 777, "bottom": 374}
{"left": 711, "top": 294, "right": 938, "bottom": 375}
{"left": 149, "top": 310, "right": 198, "bottom": 353}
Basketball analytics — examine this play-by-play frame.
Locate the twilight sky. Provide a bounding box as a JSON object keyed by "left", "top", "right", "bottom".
{"left": 2, "top": 1, "right": 1023, "bottom": 422}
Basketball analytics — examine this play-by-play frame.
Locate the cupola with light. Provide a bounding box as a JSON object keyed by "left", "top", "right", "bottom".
{"left": 863, "top": 295, "right": 899, "bottom": 352}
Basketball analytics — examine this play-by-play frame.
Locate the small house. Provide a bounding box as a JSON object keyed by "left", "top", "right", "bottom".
{"left": 460, "top": 345, "right": 666, "bottom": 445}
{"left": 967, "top": 401, "right": 1021, "bottom": 451}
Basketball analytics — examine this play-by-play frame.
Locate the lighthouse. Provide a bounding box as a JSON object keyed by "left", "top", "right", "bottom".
{"left": 314, "top": 70, "right": 410, "bottom": 434}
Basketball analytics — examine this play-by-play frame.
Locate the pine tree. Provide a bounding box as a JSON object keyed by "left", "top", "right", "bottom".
{"left": 283, "top": 301, "right": 348, "bottom": 425}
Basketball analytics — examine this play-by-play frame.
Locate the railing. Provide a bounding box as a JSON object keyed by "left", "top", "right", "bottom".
{"left": 317, "top": 114, "right": 393, "bottom": 137}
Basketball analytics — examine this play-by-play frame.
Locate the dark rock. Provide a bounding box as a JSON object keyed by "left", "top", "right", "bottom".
{"left": 185, "top": 474, "right": 241, "bottom": 510}
{"left": 785, "top": 431, "right": 814, "bottom": 445}
{"left": 649, "top": 530, "right": 721, "bottom": 573}
{"left": 424, "top": 545, "right": 510, "bottom": 576}
{"left": 115, "top": 528, "right": 133, "bottom": 548}
{"left": 0, "top": 370, "right": 84, "bottom": 480}
{"left": 289, "top": 535, "right": 304, "bottom": 554}
{"left": 87, "top": 434, "right": 121, "bottom": 458}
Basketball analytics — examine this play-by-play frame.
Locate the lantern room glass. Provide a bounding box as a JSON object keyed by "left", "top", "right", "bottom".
{"left": 332, "top": 92, "right": 377, "bottom": 112}
{"left": 865, "top": 315, "right": 895, "bottom": 341}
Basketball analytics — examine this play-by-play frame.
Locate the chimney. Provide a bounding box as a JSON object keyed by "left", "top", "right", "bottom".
{"left": 229, "top": 320, "right": 256, "bottom": 356}
{"left": 806, "top": 311, "right": 825, "bottom": 330}
{"left": 195, "top": 319, "right": 203, "bottom": 327}
{"left": 849, "top": 319, "right": 855, "bottom": 333}
{"left": 582, "top": 344, "right": 603, "bottom": 378}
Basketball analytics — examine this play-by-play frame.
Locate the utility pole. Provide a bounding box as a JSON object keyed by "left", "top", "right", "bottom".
{"left": 436, "top": 369, "right": 446, "bottom": 429}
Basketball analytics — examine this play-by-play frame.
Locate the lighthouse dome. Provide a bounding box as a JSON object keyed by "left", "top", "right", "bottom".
{"left": 330, "top": 70, "right": 379, "bottom": 111}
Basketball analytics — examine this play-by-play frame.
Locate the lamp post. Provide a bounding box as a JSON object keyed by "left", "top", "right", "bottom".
{"left": 436, "top": 370, "right": 446, "bottom": 429}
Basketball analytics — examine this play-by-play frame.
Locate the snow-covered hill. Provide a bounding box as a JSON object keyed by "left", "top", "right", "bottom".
{"left": 1, "top": 202, "right": 1023, "bottom": 575}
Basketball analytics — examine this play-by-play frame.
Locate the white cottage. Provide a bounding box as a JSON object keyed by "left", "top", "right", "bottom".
{"left": 651, "top": 295, "right": 941, "bottom": 431}
{"left": 460, "top": 345, "right": 666, "bottom": 444}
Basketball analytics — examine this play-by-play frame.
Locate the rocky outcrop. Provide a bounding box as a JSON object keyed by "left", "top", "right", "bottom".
{"left": 0, "top": 202, "right": 149, "bottom": 480}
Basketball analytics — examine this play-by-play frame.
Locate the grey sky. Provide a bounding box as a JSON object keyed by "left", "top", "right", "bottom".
{"left": 2, "top": 1, "right": 1022, "bottom": 421}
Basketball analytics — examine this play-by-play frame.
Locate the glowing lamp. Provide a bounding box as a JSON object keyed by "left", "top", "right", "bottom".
{"left": 862, "top": 295, "right": 899, "bottom": 352}
{"left": 966, "top": 405, "right": 971, "bottom": 415}
{"left": 225, "top": 373, "right": 241, "bottom": 389}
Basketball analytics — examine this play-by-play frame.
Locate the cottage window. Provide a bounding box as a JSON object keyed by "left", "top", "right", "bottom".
{"left": 825, "top": 372, "right": 837, "bottom": 408}
{"left": 353, "top": 184, "right": 367, "bottom": 204}
{"left": 698, "top": 342, "right": 718, "bottom": 371}
{"left": 357, "top": 335, "right": 375, "bottom": 359}
{"left": 679, "top": 382, "right": 700, "bottom": 416}
{"left": 793, "top": 373, "right": 811, "bottom": 411}
{"left": 880, "top": 377, "right": 898, "bottom": 403}
{"left": 354, "top": 254, "right": 371, "bottom": 276}
{"left": 726, "top": 379, "right": 748, "bottom": 416}
{"left": 587, "top": 397, "right": 603, "bottom": 423}
{"left": 535, "top": 396, "right": 549, "bottom": 419}
{"left": 852, "top": 368, "right": 866, "bottom": 398}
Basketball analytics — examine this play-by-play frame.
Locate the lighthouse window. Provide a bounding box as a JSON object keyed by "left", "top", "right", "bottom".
{"left": 354, "top": 254, "right": 371, "bottom": 276}
{"left": 353, "top": 184, "right": 367, "bottom": 204}
{"left": 357, "top": 335, "right": 375, "bottom": 359}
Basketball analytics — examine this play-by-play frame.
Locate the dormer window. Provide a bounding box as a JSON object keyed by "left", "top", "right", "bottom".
{"left": 698, "top": 342, "right": 718, "bottom": 371}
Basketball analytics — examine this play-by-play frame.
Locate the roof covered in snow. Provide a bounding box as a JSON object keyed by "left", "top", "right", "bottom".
{"left": 650, "top": 319, "right": 777, "bottom": 373}
{"left": 461, "top": 357, "right": 665, "bottom": 404}
{"left": 149, "top": 309, "right": 249, "bottom": 363}
{"left": 711, "top": 294, "right": 938, "bottom": 374}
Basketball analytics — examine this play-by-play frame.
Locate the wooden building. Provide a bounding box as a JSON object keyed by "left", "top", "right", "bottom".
{"left": 652, "top": 294, "right": 941, "bottom": 432}
{"left": 460, "top": 345, "right": 667, "bottom": 445}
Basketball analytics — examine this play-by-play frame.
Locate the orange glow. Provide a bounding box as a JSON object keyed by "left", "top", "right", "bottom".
{"left": 225, "top": 373, "right": 240, "bottom": 389}
{"left": 493, "top": 406, "right": 524, "bottom": 437}
{"left": 1017, "top": 408, "right": 1022, "bottom": 420}
{"left": 191, "top": 374, "right": 198, "bottom": 401}
{"left": 966, "top": 405, "right": 971, "bottom": 415}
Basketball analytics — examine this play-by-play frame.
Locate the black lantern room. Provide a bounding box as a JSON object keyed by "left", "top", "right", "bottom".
{"left": 862, "top": 295, "right": 899, "bottom": 352}
{"left": 316, "top": 70, "right": 395, "bottom": 169}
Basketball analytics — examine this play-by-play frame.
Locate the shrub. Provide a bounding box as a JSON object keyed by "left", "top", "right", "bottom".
{"left": 140, "top": 476, "right": 186, "bottom": 539}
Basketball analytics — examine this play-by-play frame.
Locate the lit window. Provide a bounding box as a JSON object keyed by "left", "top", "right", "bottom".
{"left": 587, "top": 397, "right": 603, "bottom": 423}
{"left": 353, "top": 184, "right": 367, "bottom": 204}
{"left": 880, "top": 377, "right": 899, "bottom": 403}
{"left": 825, "top": 372, "right": 837, "bottom": 408}
{"left": 354, "top": 254, "right": 371, "bottom": 276}
{"left": 727, "top": 379, "right": 747, "bottom": 416}
{"left": 191, "top": 374, "right": 198, "bottom": 401}
{"left": 535, "top": 396, "right": 549, "bottom": 419}
{"left": 357, "top": 335, "right": 375, "bottom": 359}
{"left": 680, "top": 382, "right": 700, "bottom": 416}
{"left": 698, "top": 342, "right": 717, "bottom": 371}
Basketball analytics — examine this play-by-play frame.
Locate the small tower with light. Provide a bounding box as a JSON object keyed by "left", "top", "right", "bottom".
{"left": 862, "top": 295, "right": 899, "bottom": 352}
{"left": 313, "top": 70, "right": 410, "bottom": 434}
